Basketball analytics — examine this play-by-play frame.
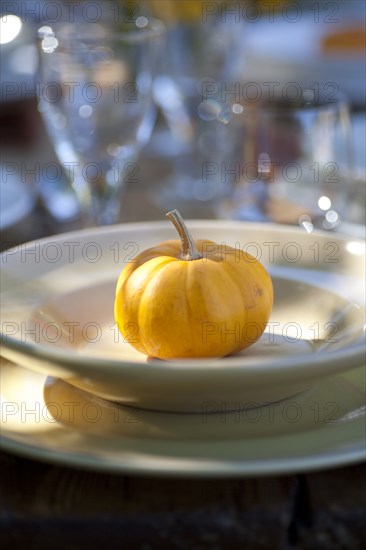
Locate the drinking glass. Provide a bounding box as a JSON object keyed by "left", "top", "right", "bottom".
{"left": 37, "top": 18, "right": 164, "bottom": 226}
{"left": 214, "top": 91, "right": 354, "bottom": 232}
{"left": 150, "top": 11, "right": 243, "bottom": 208}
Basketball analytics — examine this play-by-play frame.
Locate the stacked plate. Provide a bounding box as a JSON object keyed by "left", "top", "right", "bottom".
{"left": 0, "top": 221, "right": 365, "bottom": 475}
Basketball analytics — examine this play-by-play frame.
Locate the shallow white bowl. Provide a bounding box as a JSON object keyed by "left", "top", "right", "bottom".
{"left": 0, "top": 221, "right": 365, "bottom": 412}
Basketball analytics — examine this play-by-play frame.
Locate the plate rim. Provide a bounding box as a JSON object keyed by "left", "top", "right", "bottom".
{"left": 1, "top": 220, "right": 365, "bottom": 378}
{"left": 1, "top": 434, "right": 365, "bottom": 478}
{"left": 1, "top": 358, "right": 365, "bottom": 477}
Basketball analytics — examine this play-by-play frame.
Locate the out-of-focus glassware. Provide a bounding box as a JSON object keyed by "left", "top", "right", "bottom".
{"left": 149, "top": 2, "right": 244, "bottom": 207}
{"left": 214, "top": 90, "right": 355, "bottom": 232}
{"left": 37, "top": 17, "right": 164, "bottom": 226}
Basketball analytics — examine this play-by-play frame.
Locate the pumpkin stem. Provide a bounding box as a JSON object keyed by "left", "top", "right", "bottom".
{"left": 166, "top": 210, "right": 202, "bottom": 261}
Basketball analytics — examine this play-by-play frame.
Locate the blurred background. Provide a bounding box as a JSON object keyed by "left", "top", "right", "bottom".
{"left": 0, "top": 0, "right": 365, "bottom": 247}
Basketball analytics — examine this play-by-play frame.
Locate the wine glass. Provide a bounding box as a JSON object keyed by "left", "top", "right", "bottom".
{"left": 214, "top": 90, "right": 355, "bottom": 232}
{"left": 150, "top": 10, "right": 243, "bottom": 208}
{"left": 37, "top": 18, "right": 164, "bottom": 226}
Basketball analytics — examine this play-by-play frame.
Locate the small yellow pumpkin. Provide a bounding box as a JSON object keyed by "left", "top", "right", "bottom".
{"left": 114, "top": 210, "right": 273, "bottom": 359}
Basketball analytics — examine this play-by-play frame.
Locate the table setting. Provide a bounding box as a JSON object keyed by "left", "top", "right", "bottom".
{"left": 0, "top": 0, "right": 365, "bottom": 547}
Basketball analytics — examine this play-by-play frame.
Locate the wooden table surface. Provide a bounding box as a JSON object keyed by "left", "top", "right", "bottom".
{"left": 0, "top": 449, "right": 365, "bottom": 550}
{"left": 0, "top": 100, "right": 365, "bottom": 549}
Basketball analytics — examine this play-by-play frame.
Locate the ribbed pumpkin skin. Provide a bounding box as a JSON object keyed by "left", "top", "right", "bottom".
{"left": 114, "top": 239, "right": 273, "bottom": 359}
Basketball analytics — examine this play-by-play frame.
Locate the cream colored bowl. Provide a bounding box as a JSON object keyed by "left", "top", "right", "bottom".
{"left": 0, "top": 221, "right": 365, "bottom": 412}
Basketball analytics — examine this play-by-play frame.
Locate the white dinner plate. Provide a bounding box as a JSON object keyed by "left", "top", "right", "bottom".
{"left": 0, "top": 357, "right": 365, "bottom": 476}
{"left": 0, "top": 221, "right": 365, "bottom": 412}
